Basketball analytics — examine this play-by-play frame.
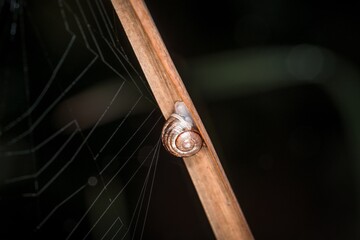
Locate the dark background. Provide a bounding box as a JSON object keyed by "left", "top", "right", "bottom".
{"left": 0, "top": 0, "right": 359, "bottom": 239}
{"left": 146, "top": 0, "right": 360, "bottom": 239}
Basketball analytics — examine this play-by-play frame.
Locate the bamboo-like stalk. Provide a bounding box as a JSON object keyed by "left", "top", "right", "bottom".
{"left": 111, "top": 0, "right": 254, "bottom": 239}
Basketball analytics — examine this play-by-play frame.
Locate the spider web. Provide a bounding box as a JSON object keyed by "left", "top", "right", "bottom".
{"left": 0, "top": 0, "right": 165, "bottom": 239}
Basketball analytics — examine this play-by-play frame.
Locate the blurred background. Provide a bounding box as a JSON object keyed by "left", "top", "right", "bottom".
{"left": 0, "top": 0, "right": 359, "bottom": 239}
{"left": 147, "top": 0, "right": 360, "bottom": 239}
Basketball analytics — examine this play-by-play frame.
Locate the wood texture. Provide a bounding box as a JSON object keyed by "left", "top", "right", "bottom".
{"left": 111, "top": 0, "right": 254, "bottom": 239}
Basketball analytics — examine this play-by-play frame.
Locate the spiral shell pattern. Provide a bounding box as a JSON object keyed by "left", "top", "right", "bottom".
{"left": 162, "top": 113, "right": 203, "bottom": 157}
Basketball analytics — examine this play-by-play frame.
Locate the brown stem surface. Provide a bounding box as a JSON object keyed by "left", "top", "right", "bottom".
{"left": 111, "top": 1, "right": 254, "bottom": 239}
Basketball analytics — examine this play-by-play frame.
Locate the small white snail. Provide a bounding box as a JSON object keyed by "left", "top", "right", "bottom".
{"left": 161, "top": 101, "right": 203, "bottom": 157}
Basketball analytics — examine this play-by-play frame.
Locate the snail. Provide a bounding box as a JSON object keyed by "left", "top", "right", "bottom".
{"left": 161, "top": 101, "right": 203, "bottom": 157}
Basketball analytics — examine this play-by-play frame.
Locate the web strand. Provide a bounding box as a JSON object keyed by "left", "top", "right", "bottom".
{"left": 0, "top": 0, "right": 163, "bottom": 239}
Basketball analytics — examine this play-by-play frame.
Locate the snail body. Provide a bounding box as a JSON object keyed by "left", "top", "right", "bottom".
{"left": 161, "top": 102, "right": 203, "bottom": 157}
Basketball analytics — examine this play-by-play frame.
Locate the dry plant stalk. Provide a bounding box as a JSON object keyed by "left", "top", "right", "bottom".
{"left": 111, "top": 0, "right": 254, "bottom": 239}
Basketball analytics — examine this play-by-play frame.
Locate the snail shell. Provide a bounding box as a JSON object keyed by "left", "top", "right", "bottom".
{"left": 161, "top": 102, "right": 203, "bottom": 157}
